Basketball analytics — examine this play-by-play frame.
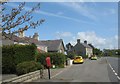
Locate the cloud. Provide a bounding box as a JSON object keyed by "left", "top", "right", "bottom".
{"left": 58, "top": 2, "right": 98, "bottom": 21}
{"left": 69, "top": 31, "right": 118, "bottom": 50}
{"left": 55, "top": 32, "right": 73, "bottom": 39}
{"left": 102, "top": 8, "right": 117, "bottom": 16}
{"left": 6, "top": 3, "right": 95, "bottom": 25}
{"left": 57, "top": 11, "right": 64, "bottom": 15}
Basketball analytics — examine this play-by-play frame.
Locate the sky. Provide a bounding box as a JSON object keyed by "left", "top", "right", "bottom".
{"left": 4, "top": 1, "right": 118, "bottom": 50}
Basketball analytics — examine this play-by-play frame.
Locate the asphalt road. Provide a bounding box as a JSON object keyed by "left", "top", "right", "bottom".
{"left": 34, "top": 57, "right": 120, "bottom": 82}
{"left": 106, "top": 57, "right": 120, "bottom": 82}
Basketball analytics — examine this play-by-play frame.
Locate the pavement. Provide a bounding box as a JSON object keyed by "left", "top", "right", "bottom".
{"left": 1, "top": 64, "right": 72, "bottom": 82}
{"left": 1, "top": 74, "right": 17, "bottom": 81}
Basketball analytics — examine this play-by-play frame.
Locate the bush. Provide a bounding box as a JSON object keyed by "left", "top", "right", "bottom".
{"left": 2, "top": 44, "right": 37, "bottom": 74}
{"left": 67, "top": 53, "right": 76, "bottom": 59}
{"left": 16, "top": 61, "right": 43, "bottom": 75}
{"left": 83, "top": 55, "right": 88, "bottom": 58}
{"left": 13, "top": 44, "right": 36, "bottom": 65}
{"left": 36, "top": 53, "right": 66, "bottom": 68}
{"left": 2, "top": 45, "right": 16, "bottom": 74}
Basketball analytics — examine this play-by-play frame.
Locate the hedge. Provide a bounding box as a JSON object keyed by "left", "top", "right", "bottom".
{"left": 16, "top": 61, "right": 43, "bottom": 75}
{"left": 36, "top": 53, "right": 66, "bottom": 68}
{"left": 2, "top": 44, "right": 37, "bottom": 74}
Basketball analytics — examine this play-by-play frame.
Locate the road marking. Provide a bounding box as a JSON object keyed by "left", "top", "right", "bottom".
{"left": 107, "top": 59, "right": 120, "bottom": 80}
{"left": 113, "top": 70, "right": 115, "bottom": 73}
{"left": 109, "top": 64, "right": 120, "bottom": 80}
{"left": 117, "top": 76, "right": 120, "bottom": 80}
{"left": 111, "top": 68, "right": 113, "bottom": 70}
{"left": 114, "top": 73, "right": 118, "bottom": 76}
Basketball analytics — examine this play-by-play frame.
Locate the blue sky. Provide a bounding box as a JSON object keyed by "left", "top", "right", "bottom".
{"left": 5, "top": 2, "right": 118, "bottom": 50}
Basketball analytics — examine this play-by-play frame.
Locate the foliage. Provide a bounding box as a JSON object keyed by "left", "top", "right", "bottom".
{"left": 66, "top": 53, "right": 76, "bottom": 59}
{"left": 83, "top": 55, "right": 88, "bottom": 58}
{"left": 13, "top": 44, "right": 37, "bottom": 65}
{"left": 103, "top": 49, "right": 119, "bottom": 57}
{"left": 16, "top": 61, "right": 43, "bottom": 75}
{"left": 1, "top": 2, "right": 45, "bottom": 39}
{"left": 36, "top": 53, "right": 66, "bottom": 68}
{"left": 93, "top": 48, "right": 103, "bottom": 57}
{"left": 2, "top": 44, "right": 37, "bottom": 74}
{"left": 2, "top": 45, "right": 16, "bottom": 74}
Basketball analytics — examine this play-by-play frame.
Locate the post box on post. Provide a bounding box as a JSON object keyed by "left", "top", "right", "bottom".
{"left": 46, "top": 56, "right": 51, "bottom": 79}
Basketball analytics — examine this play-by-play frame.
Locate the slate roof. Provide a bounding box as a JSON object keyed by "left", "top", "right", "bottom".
{"left": 88, "top": 44, "right": 94, "bottom": 49}
{"left": 81, "top": 43, "right": 92, "bottom": 48}
{"left": 2, "top": 35, "right": 65, "bottom": 52}
{"left": 40, "top": 39, "right": 64, "bottom": 51}
{"left": 2, "top": 35, "right": 46, "bottom": 46}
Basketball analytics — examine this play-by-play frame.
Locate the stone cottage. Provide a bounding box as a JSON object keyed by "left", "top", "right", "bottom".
{"left": 66, "top": 39, "right": 93, "bottom": 58}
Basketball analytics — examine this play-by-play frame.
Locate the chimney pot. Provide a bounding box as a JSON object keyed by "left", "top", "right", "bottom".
{"left": 84, "top": 40, "right": 87, "bottom": 44}
{"left": 33, "top": 33, "right": 39, "bottom": 40}
{"left": 18, "top": 29, "right": 24, "bottom": 38}
{"left": 77, "top": 39, "right": 80, "bottom": 43}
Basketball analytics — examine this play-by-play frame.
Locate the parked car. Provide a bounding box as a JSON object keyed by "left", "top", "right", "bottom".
{"left": 91, "top": 55, "right": 97, "bottom": 60}
{"left": 73, "top": 56, "right": 84, "bottom": 64}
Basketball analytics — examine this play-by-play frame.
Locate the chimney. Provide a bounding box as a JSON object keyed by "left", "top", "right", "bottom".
{"left": 33, "top": 33, "right": 39, "bottom": 40}
{"left": 18, "top": 29, "right": 24, "bottom": 38}
{"left": 84, "top": 40, "right": 87, "bottom": 44}
{"left": 77, "top": 39, "right": 80, "bottom": 43}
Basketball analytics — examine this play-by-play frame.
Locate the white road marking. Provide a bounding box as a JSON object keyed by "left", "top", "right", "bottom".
{"left": 113, "top": 70, "right": 115, "bottom": 73}
{"left": 117, "top": 76, "right": 120, "bottom": 80}
{"left": 114, "top": 73, "right": 118, "bottom": 76}
{"left": 107, "top": 59, "right": 120, "bottom": 80}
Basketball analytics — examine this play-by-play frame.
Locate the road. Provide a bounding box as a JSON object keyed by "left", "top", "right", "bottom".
{"left": 34, "top": 57, "right": 120, "bottom": 82}
{"left": 106, "top": 57, "right": 120, "bottom": 82}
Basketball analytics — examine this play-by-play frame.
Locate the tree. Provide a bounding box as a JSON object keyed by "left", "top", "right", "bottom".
{"left": 1, "top": 2, "right": 45, "bottom": 39}
{"left": 93, "top": 48, "right": 103, "bottom": 56}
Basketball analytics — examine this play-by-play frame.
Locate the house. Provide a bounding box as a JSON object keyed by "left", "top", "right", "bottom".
{"left": 2, "top": 32, "right": 47, "bottom": 53}
{"left": 2, "top": 31, "right": 66, "bottom": 54}
{"left": 40, "top": 39, "right": 65, "bottom": 54}
{"left": 66, "top": 39, "right": 93, "bottom": 58}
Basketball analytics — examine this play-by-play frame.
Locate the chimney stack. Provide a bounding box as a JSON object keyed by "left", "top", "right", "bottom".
{"left": 18, "top": 29, "right": 24, "bottom": 38}
{"left": 77, "top": 39, "right": 80, "bottom": 43}
{"left": 84, "top": 40, "right": 87, "bottom": 44}
{"left": 33, "top": 33, "right": 39, "bottom": 40}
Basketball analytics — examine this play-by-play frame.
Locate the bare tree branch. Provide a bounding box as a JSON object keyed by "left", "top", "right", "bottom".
{"left": 1, "top": 2, "right": 45, "bottom": 39}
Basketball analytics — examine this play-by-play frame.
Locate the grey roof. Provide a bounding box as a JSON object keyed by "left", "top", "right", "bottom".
{"left": 40, "top": 39, "right": 64, "bottom": 51}
{"left": 81, "top": 43, "right": 92, "bottom": 48}
{"left": 2, "top": 35, "right": 46, "bottom": 47}
{"left": 2, "top": 35, "right": 65, "bottom": 51}
{"left": 2, "top": 40, "right": 14, "bottom": 45}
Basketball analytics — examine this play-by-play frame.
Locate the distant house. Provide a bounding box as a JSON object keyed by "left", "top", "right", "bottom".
{"left": 66, "top": 39, "right": 93, "bottom": 58}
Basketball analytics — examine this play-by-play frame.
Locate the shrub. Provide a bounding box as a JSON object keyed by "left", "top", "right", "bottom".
{"left": 82, "top": 55, "right": 88, "bottom": 59}
{"left": 67, "top": 53, "right": 76, "bottom": 59}
{"left": 2, "top": 44, "right": 37, "bottom": 74}
{"left": 2, "top": 45, "right": 16, "bottom": 74}
{"left": 13, "top": 44, "right": 36, "bottom": 65}
{"left": 16, "top": 61, "right": 43, "bottom": 75}
{"left": 36, "top": 53, "right": 66, "bottom": 68}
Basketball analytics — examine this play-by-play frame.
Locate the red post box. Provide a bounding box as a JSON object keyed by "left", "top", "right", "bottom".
{"left": 46, "top": 57, "right": 51, "bottom": 68}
